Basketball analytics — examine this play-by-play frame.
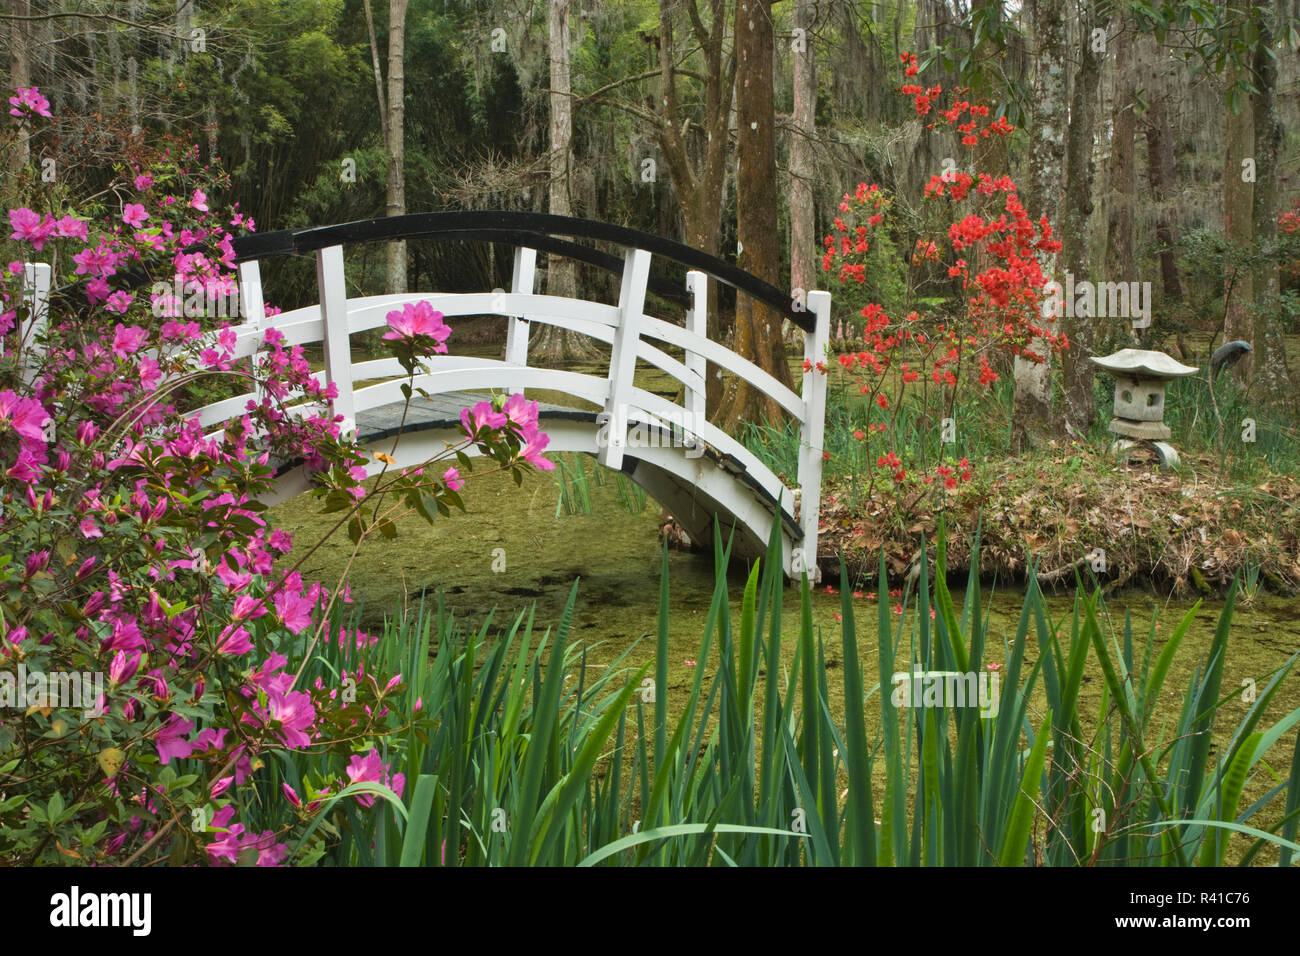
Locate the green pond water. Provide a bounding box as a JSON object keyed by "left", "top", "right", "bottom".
{"left": 270, "top": 463, "right": 1300, "bottom": 729}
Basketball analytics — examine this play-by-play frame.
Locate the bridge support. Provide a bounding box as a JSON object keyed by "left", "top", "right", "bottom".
{"left": 795, "top": 291, "right": 831, "bottom": 580}
{"left": 504, "top": 247, "right": 536, "bottom": 366}
{"left": 598, "top": 247, "right": 651, "bottom": 471}
{"left": 316, "top": 245, "right": 356, "bottom": 439}
{"left": 683, "top": 270, "right": 707, "bottom": 434}
{"left": 2, "top": 262, "right": 51, "bottom": 385}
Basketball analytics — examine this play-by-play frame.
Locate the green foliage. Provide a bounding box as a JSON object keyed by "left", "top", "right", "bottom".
{"left": 263, "top": 521, "right": 1300, "bottom": 866}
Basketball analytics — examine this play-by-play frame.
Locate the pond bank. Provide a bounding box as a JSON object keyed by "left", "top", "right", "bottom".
{"left": 815, "top": 444, "right": 1300, "bottom": 597}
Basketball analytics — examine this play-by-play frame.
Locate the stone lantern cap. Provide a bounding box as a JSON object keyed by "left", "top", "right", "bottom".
{"left": 1088, "top": 348, "right": 1199, "bottom": 379}
{"left": 1090, "top": 349, "right": 1199, "bottom": 441}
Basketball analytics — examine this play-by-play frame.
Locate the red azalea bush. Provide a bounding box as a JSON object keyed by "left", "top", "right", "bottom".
{"left": 815, "top": 53, "right": 1065, "bottom": 506}
{"left": 1280, "top": 197, "right": 1300, "bottom": 284}
{"left": 0, "top": 89, "right": 551, "bottom": 865}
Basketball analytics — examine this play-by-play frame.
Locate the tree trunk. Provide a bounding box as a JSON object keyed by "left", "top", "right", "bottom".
{"left": 650, "top": 0, "right": 736, "bottom": 414}
{"left": 1012, "top": 0, "right": 1065, "bottom": 453}
{"left": 1105, "top": 10, "right": 1138, "bottom": 326}
{"left": 787, "top": 0, "right": 817, "bottom": 344}
{"left": 1249, "top": 5, "right": 1292, "bottom": 409}
{"left": 127, "top": 55, "right": 140, "bottom": 136}
{"left": 1222, "top": 53, "right": 1254, "bottom": 385}
{"left": 363, "top": 0, "right": 389, "bottom": 148}
{"left": 532, "top": 0, "right": 597, "bottom": 361}
{"left": 1144, "top": 94, "right": 1182, "bottom": 304}
{"left": 1061, "top": 0, "right": 1100, "bottom": 433}
{"left": 385, "top": 0, "right": 409, "bottom": 295}
{"left": 7, "top": 0, "right": 31, "bottom": 173}
{"left": 715, "top": 0, "right": 795, "bottom": 431}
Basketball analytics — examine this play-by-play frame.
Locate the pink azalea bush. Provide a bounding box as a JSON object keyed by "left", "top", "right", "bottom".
{"left": 0, "top": 91, "right": 551, "bottom": 865}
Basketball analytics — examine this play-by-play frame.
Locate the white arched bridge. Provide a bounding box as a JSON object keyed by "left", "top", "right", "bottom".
{"left": 21, "top": 213, "right": 832, "bottom": 578}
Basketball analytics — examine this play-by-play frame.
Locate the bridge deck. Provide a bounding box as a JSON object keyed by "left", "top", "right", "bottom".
{"left": 347, "top": 391, "right": 801, "bottom": 542}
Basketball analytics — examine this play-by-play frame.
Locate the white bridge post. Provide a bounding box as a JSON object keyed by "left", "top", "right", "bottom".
{"left": 238, "top": 260, "right": 269, "bottom": 408}
{"left": 598, "top": 247, "right": 651, "bottom": 471}
{"left": 795, "top": 290, "right": 831, "bottom": 581}
{"left": 683, "top": 270, "right": 707, "bottom": 442}
{"left": 7, "top": 263, "right": 51, "bottom": 385}
{"left": 504, "top": 247, "right": 536, "bottom": 366}
{"left": 238, "top": 260, "right": 267, "bottom": 330}
{"left": 316, "top": 245, "right": 355, "bottom": 439}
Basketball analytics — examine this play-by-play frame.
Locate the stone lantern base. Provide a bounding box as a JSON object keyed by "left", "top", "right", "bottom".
{"left": 1108, "top": 418, "right": 1172, "bottom": 440}
{"left": 1110, "top": 437, "right": 1180, "bottom": 470}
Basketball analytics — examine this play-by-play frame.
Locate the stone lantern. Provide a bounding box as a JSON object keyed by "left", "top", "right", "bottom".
{"left": 1089, "top": 348, "right": 1198, "bottom": 469}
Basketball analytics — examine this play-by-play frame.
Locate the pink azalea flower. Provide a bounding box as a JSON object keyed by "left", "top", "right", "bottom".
{"left": 155, "top": 715, "right": 195, "bottom": 764}
{"left": 2, "top": 625, "right": 30, "bottom": 655}
{"left": 344, "top": 748, "right": 405, "bottom": 808}
{"left": 73, "top": 243, "right": 122, "bottom": 277}
{"left": 134, "top": 173, "right": 153, "bottom": 191}
{"left": 106, "top": 290, "right": 133, "bottom": 314}
{"left": 273, "top": 589, "right": 314, "bottom": 635}
{"left": 108, "top": 650, "right": 141, "bottom": 685}
{"left": 110, "top": 323, "right": 148, "bottom": 358}
{"left": 443, "top": 466, "right": 463, "bottom": 491}
{"left": 0, "top": 390, "right": 50, "bottom": 445}
{"left": 8, "top": 86, "right": 51, "bottom": 118}
{"left": 215, "top": 563, "right": 251, "bottom": 592}
{"left": 206, "top": 811, "right": 283, "bottom": 866}
{"left": 382, "top": 300, "right": 451, "bottom": 352}
{"left": 191, "top": 727, "right": 229, "bottom": 752}
{"left": 460, "top": 400, "right": 507, "bottom": 434}
{"left": 264, "top": 687, "right": 315, "bottom": 749}
{"left": 54, "top": 215, "right": 87, "bottom": 241}
{"left": 102, "top": 616, "right": 145, "bottom": 654}
{"left": 502, "top": 393, "right": 540, "bottom": 432}
{"left": 216, "top": 623, "right": 254, "bottom": 656}
{"left": 246, "top": 831, "right": 288, "bottom": 866}
{"left": 5, "top": 446, "right": 39, "bottom": 484}
{"left": 122, "top": 203, "right": 148, "bottom": 228}
{"left": 189, "top": 189, "right": 209, "bottom": 212}
{"left": 231, "top": 594, "right": 268, "bottom": 622}
{"left": 519, "top": 425, "right": 555, "bottom": 471}
{"left": 138, "top": 355, "right": 162, "bottom": 390}
{"left": 85, "top": 277, "right": 110, "bottom": 304}
{"left": 8, "top": 208, "right": 56, "bottom": 250}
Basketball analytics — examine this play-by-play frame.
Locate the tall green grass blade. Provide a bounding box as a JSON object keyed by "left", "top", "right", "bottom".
{"left": 399, "top": 774, "right": 439, "bottom": 866}
{"left": 838, "top": 560, "right": 876, "bottom": 865}
{"left": 997, "top": 709, "right": 1051, "bottom": 867}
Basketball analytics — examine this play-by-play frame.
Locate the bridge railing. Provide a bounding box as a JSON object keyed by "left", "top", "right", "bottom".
{"left": 205, "top": 215, "right": 830, "bottom": 576}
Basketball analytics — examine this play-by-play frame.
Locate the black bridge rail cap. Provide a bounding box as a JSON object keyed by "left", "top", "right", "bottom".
{"left": 231, "top": 211, "right": 817, "bottom": 333}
